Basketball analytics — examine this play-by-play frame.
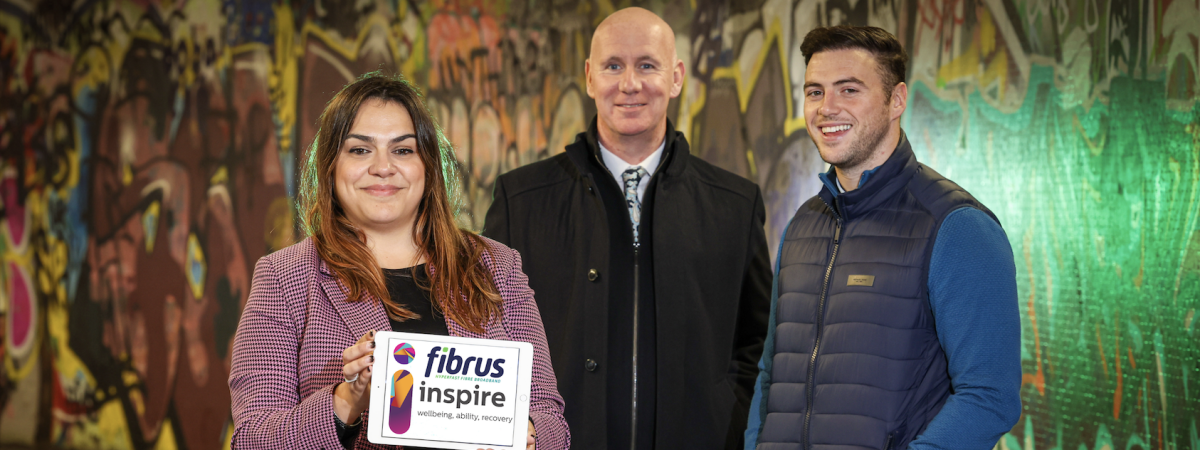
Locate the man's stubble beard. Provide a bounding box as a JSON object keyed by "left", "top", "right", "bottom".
{"left": 817, "top": 105, "right": 891, "bottom": 171}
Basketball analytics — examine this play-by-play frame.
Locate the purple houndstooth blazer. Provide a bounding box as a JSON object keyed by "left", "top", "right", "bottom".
{"left": 229, "top": 236, "right": 569, "bottom": 449}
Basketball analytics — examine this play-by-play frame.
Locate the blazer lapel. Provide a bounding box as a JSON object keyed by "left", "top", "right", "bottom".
{"left": 318, "top": 259, "right": 392, "bottom": 338}
{"left": 317, "top": 253, "right": 492, "bottom": 340}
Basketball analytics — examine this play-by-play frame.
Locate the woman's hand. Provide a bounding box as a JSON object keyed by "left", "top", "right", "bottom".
{"left": 476, "top": 420, "right": 535, "bottom": 450}
{"left": 333, "top": 330, "right": 376, "bottom": 425}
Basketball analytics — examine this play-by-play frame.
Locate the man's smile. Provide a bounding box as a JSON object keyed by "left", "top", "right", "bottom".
{"left": 821, "top": 124, "right": 851, "bottom": 134}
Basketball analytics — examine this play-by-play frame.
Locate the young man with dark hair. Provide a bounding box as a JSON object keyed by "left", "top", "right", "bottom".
{"left": 744, "top": 25, "right": 1022, "bottom": 450}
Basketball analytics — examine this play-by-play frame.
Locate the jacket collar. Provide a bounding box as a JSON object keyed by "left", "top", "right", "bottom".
{"left": 565, "top": 117, "right": 689, "bottom": 178}
{"left": 818, "top": 130, "right": 920, "bottom": 221}
{"left": 819, "top": 163, "right": 883, "bottom": 193}
{"left": 313, "top": 239, "right": 393, "bottom": 336}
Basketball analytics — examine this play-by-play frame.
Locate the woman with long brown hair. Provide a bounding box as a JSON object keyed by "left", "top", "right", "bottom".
{"left": 229, "top": 73, "right": 568, "bottom": 449}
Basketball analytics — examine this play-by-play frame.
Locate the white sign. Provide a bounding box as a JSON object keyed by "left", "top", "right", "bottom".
{"left": 366, "top": 331, "right": 533, "bottom": 449}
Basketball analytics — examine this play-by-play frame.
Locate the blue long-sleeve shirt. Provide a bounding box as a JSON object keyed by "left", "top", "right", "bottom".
{"left": 745, "top": 169, "right": 1022, "bottom": 449}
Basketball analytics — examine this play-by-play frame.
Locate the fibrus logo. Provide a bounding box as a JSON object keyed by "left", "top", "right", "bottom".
{"left": 424, "top": 347, "right": 506, "bottom": 378}
{"left": 389, "top": 370, "right": 414, "bottom": 433}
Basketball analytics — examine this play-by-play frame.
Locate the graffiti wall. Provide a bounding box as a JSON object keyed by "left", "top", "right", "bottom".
{"left": 0, "top": 0, "right": 1196, "bottom": 448}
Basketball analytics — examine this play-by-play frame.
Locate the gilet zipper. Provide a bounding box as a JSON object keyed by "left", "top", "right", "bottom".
{"left": 803, "top": 217, "right": 841, "bottom": 450}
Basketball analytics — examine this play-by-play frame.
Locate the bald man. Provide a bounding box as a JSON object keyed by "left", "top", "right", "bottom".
{"left": 483, "top": 7, "right": 770, "bottom": 450}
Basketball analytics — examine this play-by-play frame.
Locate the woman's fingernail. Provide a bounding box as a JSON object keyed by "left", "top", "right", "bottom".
{"left": 367, "top": 366, "right": 372, "bottom": 372}
{"left": 370, "top": 355, "right": 375, "bottom": 362}
{"left": 371, "top": 341, "right": 376, "bottom": 348}
{"left": 369, "top": 330, "right": 375, "bottom": 337}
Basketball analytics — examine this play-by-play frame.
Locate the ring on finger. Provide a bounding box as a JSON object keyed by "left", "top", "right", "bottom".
{"left": 344, "top": 373, "right": 359, "bottom": 383}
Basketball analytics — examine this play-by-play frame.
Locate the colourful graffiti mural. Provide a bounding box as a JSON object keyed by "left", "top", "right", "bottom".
{"left": 0, "top": 0, "right": 1196, "bottom": 449}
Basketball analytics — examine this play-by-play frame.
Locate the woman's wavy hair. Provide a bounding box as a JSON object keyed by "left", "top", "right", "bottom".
{"left": 297, "top": 72, "right": 501, "bottom": 333}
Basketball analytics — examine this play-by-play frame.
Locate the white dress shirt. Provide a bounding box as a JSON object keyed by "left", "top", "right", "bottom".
{"left": 598, "top": 139, "right": 666, "bottom": 203}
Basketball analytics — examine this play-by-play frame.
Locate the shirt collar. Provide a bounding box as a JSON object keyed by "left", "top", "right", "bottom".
{"left": 598, "top": 138, "right": 666, "bottom": 180}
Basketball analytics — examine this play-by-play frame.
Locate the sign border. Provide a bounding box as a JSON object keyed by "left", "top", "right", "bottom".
{"left": 365, "top": 331, "right": 534, "bottom": 449}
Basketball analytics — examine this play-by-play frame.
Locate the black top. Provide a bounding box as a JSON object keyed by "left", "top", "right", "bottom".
{"left": 382, "top": 264, "right": 451, "bottom": 336}
{"left": 337, "top": 264, "right": 449, "bottom": 449}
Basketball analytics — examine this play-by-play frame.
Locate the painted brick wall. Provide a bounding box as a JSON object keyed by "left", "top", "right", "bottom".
{"left": 0, "top": 0, "right": 1196, "bottom": 448}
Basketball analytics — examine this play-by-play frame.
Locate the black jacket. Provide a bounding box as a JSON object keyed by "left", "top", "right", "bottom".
{"left": 482, "top": 118, "right": 771, "bottom": 449}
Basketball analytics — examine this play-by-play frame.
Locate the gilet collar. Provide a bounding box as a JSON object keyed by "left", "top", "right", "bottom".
{"left": 818, "top": 131, "right": 919, "bottom": 221}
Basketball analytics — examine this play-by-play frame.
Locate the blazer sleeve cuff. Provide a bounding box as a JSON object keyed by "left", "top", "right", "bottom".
{"left": 529, "top": 410, "right": 571, "bottom": 450}
{"left": 233, "top": 383, "right": 344, "bottom": 450}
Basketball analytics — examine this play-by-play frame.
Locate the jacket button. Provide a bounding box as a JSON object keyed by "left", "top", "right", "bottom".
{"left": 585, "top": 359, "right": 598, "bottom": 372}
{"left": 587, "top": 269, "right": 599, "bottom": 282}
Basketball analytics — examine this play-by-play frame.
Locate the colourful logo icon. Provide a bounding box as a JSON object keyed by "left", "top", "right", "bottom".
{"left": 389, "top": 370, "right": 414, "bottom": 434}
{"left": 394, "top": 343, "right": 416, "bottom": 364}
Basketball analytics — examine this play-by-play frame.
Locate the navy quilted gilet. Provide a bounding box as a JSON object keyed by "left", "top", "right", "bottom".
{"left": 759, "top": 135, "right": 998, "bottom": 450}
